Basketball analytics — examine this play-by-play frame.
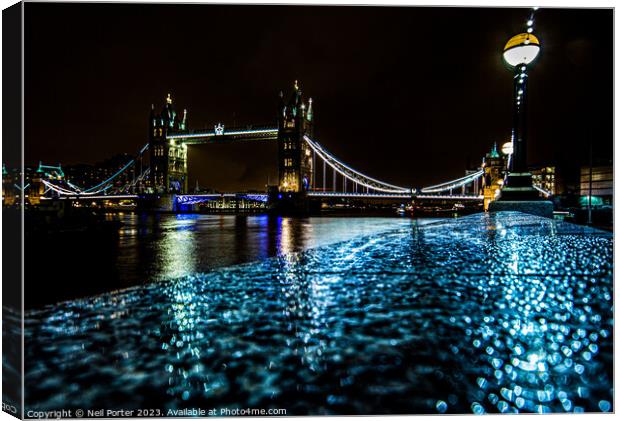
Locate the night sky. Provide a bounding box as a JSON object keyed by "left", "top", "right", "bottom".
{"left": 24, "top": 4, "right": 612, "bottom": 191}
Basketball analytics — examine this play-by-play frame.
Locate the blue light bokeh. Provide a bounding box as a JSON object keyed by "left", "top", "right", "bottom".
{"left": 23, "top": 212, "right": 613, "bottom": 414}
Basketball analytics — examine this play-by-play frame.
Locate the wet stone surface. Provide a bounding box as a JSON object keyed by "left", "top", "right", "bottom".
{"left": 24, "top": 212, "right": 613, "bottom": 415}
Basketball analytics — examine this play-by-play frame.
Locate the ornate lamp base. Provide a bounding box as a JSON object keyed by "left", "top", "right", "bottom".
{"left": 497, "top": 172, "right": 541, "bottom": 201}
{"left": 490, "top": 172, "right": 553, "bottom": 218}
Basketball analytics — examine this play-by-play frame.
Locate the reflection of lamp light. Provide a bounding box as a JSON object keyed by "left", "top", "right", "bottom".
{"left": 502, "top": 141, "right": 514, "bottom": 155}
{"left": 159, "top": 218, "right": 197, "bottom": 279}
{"left": 279, "top": 218, "right": 293, "bottom": 255}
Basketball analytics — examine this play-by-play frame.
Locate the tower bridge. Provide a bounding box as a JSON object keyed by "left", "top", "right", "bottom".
{"left": 29, "top": 80, "right": 547, "bottom": 213}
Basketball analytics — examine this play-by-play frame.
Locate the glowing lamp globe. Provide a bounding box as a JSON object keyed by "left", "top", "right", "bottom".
{"left": 503, "top": 33, "right": 540, "bottom": 67}
{"left": 501, "top": 141, "right": 513, "bottom": 155}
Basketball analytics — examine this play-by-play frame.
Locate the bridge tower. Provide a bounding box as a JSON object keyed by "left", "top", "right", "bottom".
{"left": 482, "top": 143, "right": 506, "bottom": 211}
{"left": 148, "top": 94, "right": 188, "bottom": 194}
{"left": 277, "top": 81, "right": 314, "bottom": 194}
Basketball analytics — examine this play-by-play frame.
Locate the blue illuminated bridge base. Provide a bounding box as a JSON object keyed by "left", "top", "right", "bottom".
{"left": 176, "top": 193, "right": 269, "bottom": 206}
{"left": 22, "top": 212, "right": 612, "bottom": 414}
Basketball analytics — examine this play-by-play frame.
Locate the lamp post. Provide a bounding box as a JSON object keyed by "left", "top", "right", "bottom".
{"left": 500, "top": 32, "right": 540, "bottom": 198}
{"left": 490, "top": 15, "right": 553, "bottom": 217}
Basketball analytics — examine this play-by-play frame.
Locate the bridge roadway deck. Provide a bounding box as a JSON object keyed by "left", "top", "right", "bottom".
{"left": 47, "top": 192, "right": 483, "bottom": 202}
{"left": 307, "top": 192, "right": 483, "bottom": 200}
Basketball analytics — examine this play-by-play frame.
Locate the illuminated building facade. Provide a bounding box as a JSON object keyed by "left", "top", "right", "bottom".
{"left": 27, "top": 163, "right": 65, "bottom": 204}
{"left": 530, "top": 166, "right": 556, "bottom": 195}
{"left": 2, "top": 164, "right": 16, "bottom": 206}
{"left": 63, "top": 164, "right": 97, "bottom": 188}
{"left": 3, "top": 166, "right": 36, "bottom": 206}
{"left": 148, "top": 94, "right": 188, "bottom": 194}
{"left": 277, "top": 81, "right": 314, "bottom": 193}
{"left": 580, "top": 165, "right": 613, "bottom": 206}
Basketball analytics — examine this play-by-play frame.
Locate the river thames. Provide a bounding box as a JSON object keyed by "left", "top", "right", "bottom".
{"left": 23, "top": 212, "right": 613, "bottom": 414}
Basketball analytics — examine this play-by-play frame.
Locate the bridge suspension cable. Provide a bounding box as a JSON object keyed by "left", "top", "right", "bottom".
{"left": 420, "top": 169, "right": 484, "bottom": 194}
{"left": 303, "top": 135, "right": 411, "bottom": 194}
{"left": 40, "top": 179, "right": 104, "bottom": 196}
{"left": 82, "top": 149, "right": 145, "bottom": 193}
{"left": 43, "top": 143, "right": 150, "bottom": 197}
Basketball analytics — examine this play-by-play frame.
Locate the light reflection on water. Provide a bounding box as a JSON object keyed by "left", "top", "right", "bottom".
{"left": 27, "top": 215, "right": 414, "bottom": 307}
{"left": 23, "top": 212, "right": 612, "bottom": 414}
{"left": 126, "top": 214, "right": 415, "bottom": 283}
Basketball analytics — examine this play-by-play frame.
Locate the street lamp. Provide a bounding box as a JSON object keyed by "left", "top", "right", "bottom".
{"left": 503, "top": 33, "right": 540, "bottom": 68}
{"left": 501, "top": 32, "right": 540, "bottom": 198}
{"left": 501, "top": 141, "right": 513, "bottom": 156}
